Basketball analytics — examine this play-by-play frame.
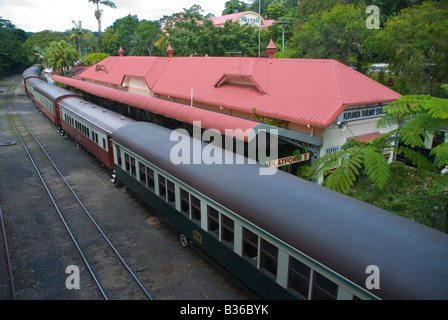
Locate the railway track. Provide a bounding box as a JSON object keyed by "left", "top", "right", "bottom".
{"left": 2, "top": 77, "right": 152, "bottom": 300}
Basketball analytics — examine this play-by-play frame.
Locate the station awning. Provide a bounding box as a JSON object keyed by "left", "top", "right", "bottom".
{"left": 52, "top": 75, "right": 263, "bottom": 142}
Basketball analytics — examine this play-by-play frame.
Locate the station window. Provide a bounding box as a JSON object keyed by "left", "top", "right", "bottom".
{"left": 243, "top": 228, "right": 258, "bottom": 265}
{"left": 167, "top": 180, "right": 176, "bottom": 206}
{"left": 260, "top": 240, "right": 278, "bottom": 279}
{"left": 311, "top": 272, "right": 338, "bottom": 300}
{"left": 288, "top": 256, "right": 311, "bottom": 299}
{"left": 221, "top": 215, "right": 234, "bottom": 248}
{"left": 207, "top": 206, "right": 219, "bottom": 238}
{"left": 158, "top": 175, "right": 166, "bottom": 200}
{"left": 139, "top": 162, "right": 147, "bottom": 186}
{"left": 180, "top": 189, "right": 190, "bottom": 216}
{"left": 146, "top": 168, "right": 155, "bottom": 191}
{"left": 191, "top": 195, "right": 201, "bottom": 224}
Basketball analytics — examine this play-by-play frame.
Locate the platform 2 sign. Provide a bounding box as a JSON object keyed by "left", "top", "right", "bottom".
{"left": 266, "top": 153, "right": 310, "bottom": 168}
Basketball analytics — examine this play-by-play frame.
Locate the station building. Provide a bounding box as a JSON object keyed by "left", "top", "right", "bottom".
{"left": 53, "top": 42, "right": 401, "bottom": 177}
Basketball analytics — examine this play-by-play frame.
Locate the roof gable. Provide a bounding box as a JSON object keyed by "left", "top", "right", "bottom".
{"left": 78, "top": 55, "right": 401, "bottom": 128}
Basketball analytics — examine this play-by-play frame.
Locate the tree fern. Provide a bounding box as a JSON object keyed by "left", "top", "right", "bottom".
{"left": 431, "top": 143, "right": 448, "bottom": 168}
{"left": 323, "top": 148, "right": 364, "bottom": 194}
{"left": 363, "top": 146, "right": 390, "bottom": 189}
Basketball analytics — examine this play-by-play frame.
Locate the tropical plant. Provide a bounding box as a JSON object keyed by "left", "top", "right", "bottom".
{"left": 44, "top": 40, "right": 78, "bottom": 76}
{"left": 88, "top": 0, "right": 117, "bottom": 52}
{"left": 374, "top": 1, "right": 448, "bottom": 96}
{"left": 81, "top": 52, "right": 110, "bottom": 66}
{"left": 69, "top": 21, "right": 92, "bottom": 56}
{"left": 311, "top": 132, "right": 397, "bottom": 194}
{"left": 312, "top": 85, "right": 448, "bottom": 231}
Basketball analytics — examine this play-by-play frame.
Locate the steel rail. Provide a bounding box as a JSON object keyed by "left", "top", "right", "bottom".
{"left": 7, "top": 108, "right": 109, "bottom": 300}
{"left": 9, "top": 78, "right": 152, "bottom": 300}
{"left": 0, "top": 77, "right": 22, "bottom": 300}
{"left": 0, "top": 205, "right": 15, "bottom": 300}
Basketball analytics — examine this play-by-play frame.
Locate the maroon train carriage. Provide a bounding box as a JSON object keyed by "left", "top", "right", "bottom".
{"left": 24, "top": 75, "right": 79, "bottom": 127}
{"left": 22, "top": 65, "right": 41, "bottom": 94}
{"left": 58, "top": 96, "right": 135, "bottom": 169}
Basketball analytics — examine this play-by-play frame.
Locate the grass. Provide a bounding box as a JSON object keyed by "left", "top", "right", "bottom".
{"left": 349, "top": 161, "right": 447, "bottom": 232}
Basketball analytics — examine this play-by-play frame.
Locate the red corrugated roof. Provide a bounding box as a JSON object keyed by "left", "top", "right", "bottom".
{"left": 52, "top": 75, "right": 260, "bottom": 142}
{"left": 77, "top": 55, "right": 401, "bottom": 128}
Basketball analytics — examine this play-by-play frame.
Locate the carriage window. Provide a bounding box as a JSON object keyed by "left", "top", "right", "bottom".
{"left": 103, "top": 138, "right": 106, "bottom": 149}
{"left": 139, "top": 162, "right": 147, "bottom": 185}
{"left": 167, "top": 180, "right": 176, "bottom": 205}
{"left": 221, "top": 215, "right": 234, "bottom": 248}
{"left": 191, "top": 195, "right": 201, "bottom": 224}
{"left": 243, "top": 228, "right": 258, "bottom": 265}
{"left": 180, "top": 189, "right": 190, "bottom": 216}
{"left": 207, "top": 206, "right": 219, "bottom": 238}
{"left": 125, "top": 153, "right": 130, "bottom": 173}
{"left": 311, "top": 272, "right": 338, "bottom": 300}
{"left": 260, "top": 239, "right": 278, "bottom": 279}
{"left": 158, "top": 175, "right": 166, "bottom": 200}
{"left": 130, "top": 156, "right": 136, "bottom": 178}
{"left": 288, "top": 256, "right": 311, "bottom": 299}
{"left": 146, "top": 168, "right": 155, "bottom": 191}
{"left": 116, "top": 147, "right": 122, "bottom": 167}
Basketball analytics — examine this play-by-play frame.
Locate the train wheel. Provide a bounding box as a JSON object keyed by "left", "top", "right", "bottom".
{"left": 180, "top": 234, "right": 188, "bottom": 247}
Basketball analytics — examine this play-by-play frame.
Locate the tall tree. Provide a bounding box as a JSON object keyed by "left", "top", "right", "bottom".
{"left": 69, "top": 21, "right": 92, "bottom": 56}
{"left": 289, "top": 4, "right": 371, "bottom": 67}
{"left": 222, "top": 0, "right": 248, "bottom": 15}
{"left": 0, "top": 18, "right": 28, "bottom": 76}
{"left": 135, "top": 20, "right": 161, "bottom": 56}
{"left": 88, "top": 0, "right": 117, "bottom": 52}
{"left": 44, "top": 40, "right": 78, "bottom": 76}
{"left": 375, "top": 1, "right": 448, "bottom": 97}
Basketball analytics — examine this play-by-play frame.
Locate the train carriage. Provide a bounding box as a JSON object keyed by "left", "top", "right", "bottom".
{"left": 22, "top": 65, "right": 41, "bottom": 94}
{"left": 112, "top": 122, "right": 448, "bottom": 300}
{"left": 21, "top": 67, "right": 448, "bottom": 300}
{"left": 25, "top": 75, "right": 78, "bottom": 126}
{"left": 58, "top": 97, "right": 135, "bottom": 169}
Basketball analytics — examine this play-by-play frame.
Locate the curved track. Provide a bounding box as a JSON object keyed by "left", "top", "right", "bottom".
{"left": 3, "top": 77, "right": 152, "bottom": 300}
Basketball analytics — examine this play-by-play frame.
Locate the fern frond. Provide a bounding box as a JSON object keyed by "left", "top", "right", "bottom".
{"left": 377, "top": 112, "right": 401, "bottom": 128}
{"left": 399, "top": 113, "right": 432, "bottom": 148}
{"left": 322, "top": 149, "right": 364, "bottom": 194}
{"left": 397, "top": 146, "right": 437, "bottom": 173}
{"left": 363, "top": 146, "right": 390, "bottom": 189}
{"left": 384, "top": 95, "right": 431, "bottom": 115}
{"left": 425, "top": 96, "right": 448, "bottom": 119}
{"left": 430, "top": 142, "right": 448, "bottom": 167}
{"left": 369, "top": 129, "right": 399, "bottom": 150}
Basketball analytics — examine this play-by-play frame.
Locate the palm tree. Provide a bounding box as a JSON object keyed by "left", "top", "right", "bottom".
{"left": 44, "top": 40, "right": 78, "bottom": 76}
{"left": 69, "top": 21, "right": 92, "bottom": 56}
{"left": 88, "top": 0, "right": 117, "bottom": 52}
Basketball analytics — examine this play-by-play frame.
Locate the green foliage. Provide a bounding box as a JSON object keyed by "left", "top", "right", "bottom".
{"left": 0, "top": 18, "right": 28, "bottom": 76}
{"left": 289, "top": 3, "right": 371, "bottom": 66}
{"left": 375, "top": 1, "right": 448, "bottom": 96}
{"left": 44, "top": 40, "right": 78, "bottom": 76}
{"left": 81, "top": 52, "right": 110, "bottom": 66}
{"left": 222, "top": 0, "right": 248, "bottom": 15}
{"left": 296, "top": 165, "right": 312, "bottom": 181}
{"left": 352, "top": 162, "right": 446, "bottom": 232}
